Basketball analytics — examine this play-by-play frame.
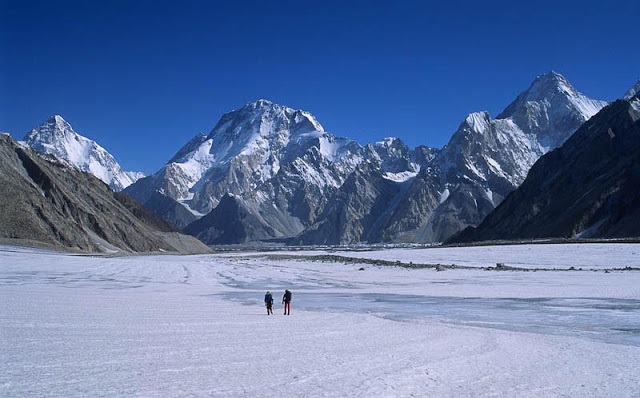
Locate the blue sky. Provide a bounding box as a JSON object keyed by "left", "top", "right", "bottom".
{"left": 2, "top": 0, "right": 638, "bottom": 173}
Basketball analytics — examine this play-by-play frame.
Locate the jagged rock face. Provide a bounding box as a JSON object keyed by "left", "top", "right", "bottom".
{"left": 183, "top": 194, "right": 279, "bottom": 244}
{"left": 138, "top": 191, "right": 198, "bottom": 229}
{"left": 129, "top": 72, "right": 608, "bottom": 245}
{"left": 366, "top": 138, "right": 418, "bottom": 174}
{"left": 268, "top": 137, "right": 434, "bottom": 241}
{"left": 413, "top": 145, "right": 440, "bottom": 166}
{"left": 23, "top": 115, "right": 144, "bottom": 191}
{"left": 0, "top": 134, "right": 210, "bottom": 253}
{"left": 374, "top": 166, "right": 444, "bottom": 242}
{"left": 296, "top": 163, "right": 403, "bottom": 245}
{"left": 497, "top": 71, "right": 607, "bottom": 150}
{"left": 127, "top": 100, "right": 431, "bottom": 243}
{"left": 126, "top": 100, "right": 367, "bottom": 219}
{"left": 157, "top": 99, "right": 362, "bottom": 213}
{"left": 437, "top": 112, "right": 539, "bottom": 191}
{"left": 624, "top": 80, "right": 640, "bottom": 100}
{"left": 450, "top": 96, "right": 640, "bottom": 242}
{"left": 379, "top": 72, "right": 608, "bottom": 243}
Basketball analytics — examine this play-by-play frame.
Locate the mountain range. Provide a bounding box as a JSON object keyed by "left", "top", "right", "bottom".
{"left": 124, "top": 71, "right": 607, "bottom": 245}
{"left": 450, "top": 92, "right": 640, "bottom": 243}
{"left": 13, "top": 71, "right": 640, "bottom": 247}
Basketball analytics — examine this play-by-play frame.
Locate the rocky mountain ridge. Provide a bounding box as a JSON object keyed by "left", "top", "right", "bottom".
{"left": 125, "top": 71, "right": 608, "bottom": 244}
{"left": 10, "top": 71, "right": 639, "bottom": 248}
{"left": 450, "top": 93, "right": 640, "bottom": 242}
{"left": 23, "top": 115, "right": 144, "bottom": 191}
{"left": 624, "top": 80, "right": 640, "bottom": 100}
{"left": 374, "top": 72, "right": 607, "bottom": 243}
{"left": 0, "top": 133, "right": 210, "bottom": 253}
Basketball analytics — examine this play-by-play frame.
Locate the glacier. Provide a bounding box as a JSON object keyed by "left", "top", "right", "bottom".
{"left": 2, "top": 243, "right": 639, "bottom": 397}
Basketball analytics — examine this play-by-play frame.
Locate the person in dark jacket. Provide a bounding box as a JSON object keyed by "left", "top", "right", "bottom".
{"left": 264, "top": 291, "right": 274, "bottom": 315}
{"left": 282, "top": 289, "right": 292, "bottom": 315}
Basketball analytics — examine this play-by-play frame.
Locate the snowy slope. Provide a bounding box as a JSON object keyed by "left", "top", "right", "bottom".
{"left": 367, "top": 137, "right": 421, "bottom": 181}
{"left": 134, "top": 100, "right": 366, "bottom": 212}
{"left": 378, "top": 72, "right": 609, "bottom": 243}
{"left": 444, "top": 71, "right": 607, "bottom": 184}
{"left": 23, "top": 115, "right": 144, "bottom": 191}
{"left": 451, "top": 95, "right": 640, "bottom": 242}
{"left": 2, "top": 243, "right": 639, "bottom": 397}
{"left": 127, "top": 100, "right": 442, "bottom": 243}
{"left": 624, "top": 80, "right": 640, "bottom": 100}
{"left": 497, "top": 71, "right": 607, "bottom": 150}
{"left": 128, "top": 72, "right": 608, "bottom": 244}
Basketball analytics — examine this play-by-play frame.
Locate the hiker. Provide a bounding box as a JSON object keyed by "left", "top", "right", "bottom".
{"left": 264, "top": 291, "right": 274, "bottom": 315}
{"left": 282, "top": 289, "right": 292, "bottom": 315}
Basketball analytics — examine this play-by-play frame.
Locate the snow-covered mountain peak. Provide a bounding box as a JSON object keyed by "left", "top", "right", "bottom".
{"left": 232, "top": 99, "right": 323, "bottom": 129}
{"left": 463, "top": 111, "right": 492, "bottom": 133}
{"left": 25, "top": 115, "right": 93, "bottom": 164}
{"left": 623, "top": 80, "right": 640, "bottom": 100}
{"left": 498, "top": 71, "right": 605, "bottom": 120}
{"left": 50, "top": 114, "right": 71, "bottom": 129}
{"left": 24, "top": 116, "right": 144, "bottom": 191}
{"left": 434, "top": 72, "right": 608, "bottom": 203}
{"left": 250, "top": 98, "right": 274, "bottom": 108}
{"left": 207, "top": 100, "right": 325, "bottom": 145}
{"left": 375, "top": 137, "right": 405, "bottom": 148}
{"left": 204, "top": 100, "right": 326, "bottom": 163}
{"left": 524, "top": 71, "right": 576, "bottom": 99}
{"left": 25, "top": 114, "right": 73, "bottom": 142}
{"left": 495, "top": 72, "right": 607, "bottom": 149}
{"left": 145, "top": 99, "right": 364, "bottom": 213}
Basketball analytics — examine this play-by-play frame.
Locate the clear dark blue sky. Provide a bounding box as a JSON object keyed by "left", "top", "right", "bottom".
{"left": 2, "top": 0, "right": 638, "bottom": 173}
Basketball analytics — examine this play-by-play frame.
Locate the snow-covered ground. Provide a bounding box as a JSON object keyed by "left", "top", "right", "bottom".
{"left": 327, "top": 243, "right": 640, "bottom": 270}
{"left": 1, "top": 243, "right": 639, "bottom": 397}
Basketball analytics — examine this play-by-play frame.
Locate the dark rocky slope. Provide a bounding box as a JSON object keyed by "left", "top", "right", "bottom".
{"left": 0, "top": 134, "right": 211, "bottom": 253}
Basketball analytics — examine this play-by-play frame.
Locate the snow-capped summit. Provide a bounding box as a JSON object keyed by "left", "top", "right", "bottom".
{"left": 24, "top": 115, "right": 144, "bottom": 191}
{"left": 624, "top": 80, "right": 640, "bottom": 100}
{"left": 384, "top": 72, "right": 609, "bottom": 243}
{"left": 126, "top": 99, "right": 366, "bottom": 220}
{"left": 231, "top": 99, "right": 325, "bottom": 133}
{"left": 202, "top": 99, "right": 329, "bottom": 168}
{"left": 511, "top": 71, "right": 576, "bottom": 101}
{"left": 366, "top": 137, "right": 420, "bottom": 177}
{"left": 497, "top": 71, "right": 607, "bottom": 150}
{"left": 441, "top": 71, "right": 607, "bottom": 185}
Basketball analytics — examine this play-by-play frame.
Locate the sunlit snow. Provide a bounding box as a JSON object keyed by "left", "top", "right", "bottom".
{"left": 24, "top": 115, "right": 144, "bottom": 191}
{"left": 439, "top": 187, "right": 450, "bottom": 204}
{"left": 382, "top": 170, "right": 417, "bottom": 182}
{"left": 2, "top": 243, "right": 639, "bottom": 397}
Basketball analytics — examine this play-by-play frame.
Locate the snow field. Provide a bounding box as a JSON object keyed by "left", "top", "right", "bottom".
{"left": 325, "top": 243, "right": 640, "bottom": 271}
{"left": 1, "top": 244, "right": 639, "bottom": 397}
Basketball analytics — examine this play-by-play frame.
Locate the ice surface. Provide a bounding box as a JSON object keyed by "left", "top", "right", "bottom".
{"left": 325, "top": 243, "right": 640, "bottom": 270}
{"left": 1, "top": 243, "right": 639, "bottom": 397}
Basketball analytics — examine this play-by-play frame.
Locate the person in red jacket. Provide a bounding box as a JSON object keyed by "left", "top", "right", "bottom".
{"left": 282, "top": 289, "right": 292, "bottom": 315}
